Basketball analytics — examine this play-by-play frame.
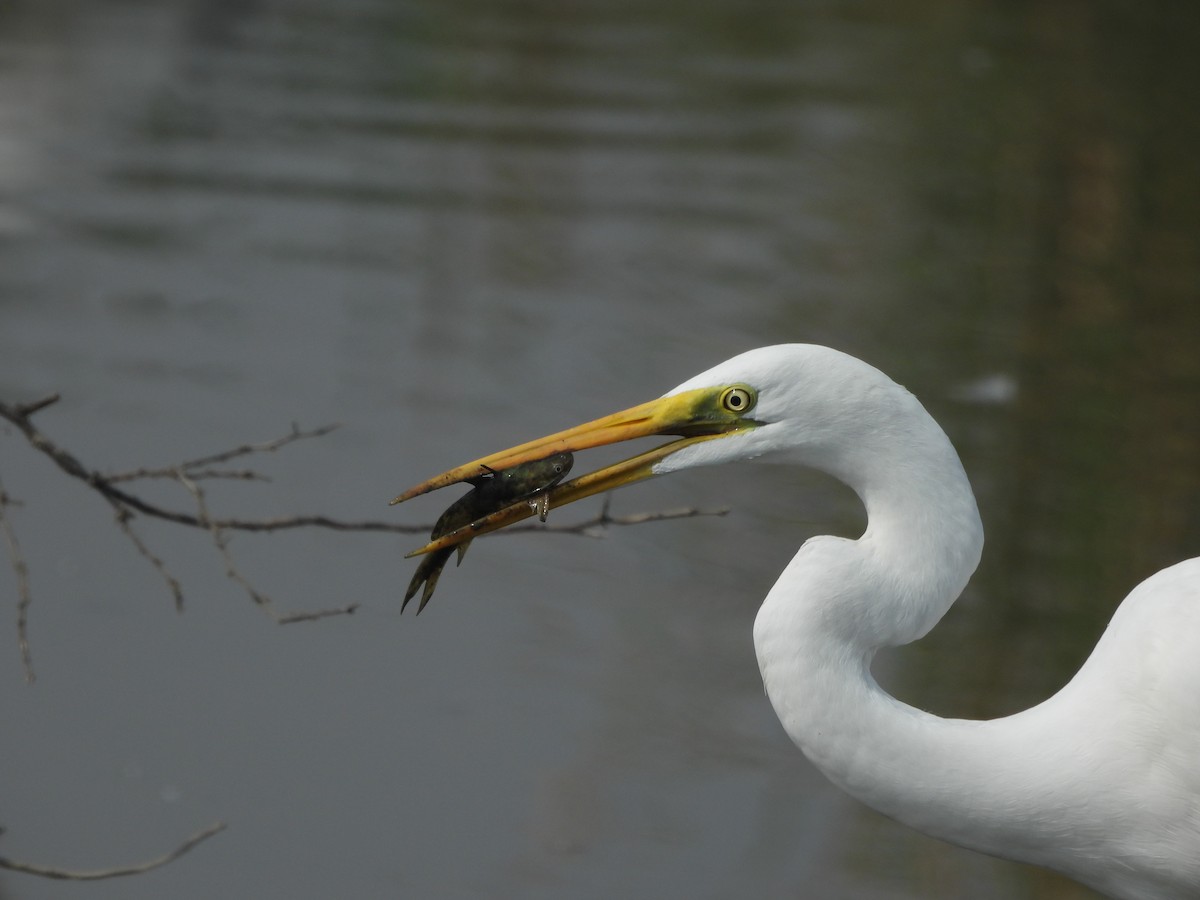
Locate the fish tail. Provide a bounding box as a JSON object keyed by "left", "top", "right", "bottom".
{"left": 403, "top": 548, "right": 451, "bottom": 613}
{"left": 416, "top": 574, "right": 439, "bottom": 614}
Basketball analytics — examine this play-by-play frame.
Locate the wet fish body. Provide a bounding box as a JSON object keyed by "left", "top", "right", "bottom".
{"left": 403, "top": 452, "right": 573, "bottom": 613}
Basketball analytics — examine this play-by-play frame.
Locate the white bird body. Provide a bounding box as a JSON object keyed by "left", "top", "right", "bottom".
{"left": 401, "top": 344, "right": 1200, "bottom": 899}
{"left": 668, "top": 346, "right": 1200, "bottom": 899}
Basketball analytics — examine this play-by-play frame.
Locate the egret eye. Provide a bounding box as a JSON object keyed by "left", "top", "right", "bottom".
{"left": 720, "top": 385, "right": 756, "bottom": 413}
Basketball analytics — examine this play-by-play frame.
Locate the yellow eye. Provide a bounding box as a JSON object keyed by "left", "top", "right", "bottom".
{"left": 720, "top": 385, "right": 756, "bottom": 413}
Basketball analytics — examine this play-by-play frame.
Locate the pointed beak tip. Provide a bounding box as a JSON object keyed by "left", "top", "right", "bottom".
{"left": 389, "top": 487, "right": 423, "bottom": 505}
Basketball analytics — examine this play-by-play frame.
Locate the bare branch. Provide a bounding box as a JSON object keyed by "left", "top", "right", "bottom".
{"left": 0, "top": 391, "right": 726, "bottom": 660}
{"left": 0, "top": 821, "right": 226, "bottom": 881}
{"left": 0, "top": 396, "right": 725, "bottom": 541}
{"left": 1, "top": 396, "right": 394, "bottom": 518}
{"left": 0, "top": 480, "right": 36, "bottom": 683}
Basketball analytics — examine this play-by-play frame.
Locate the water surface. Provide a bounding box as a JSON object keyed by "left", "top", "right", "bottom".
{"left": 2, "top": 2, "right": 1199, "bottom": 898}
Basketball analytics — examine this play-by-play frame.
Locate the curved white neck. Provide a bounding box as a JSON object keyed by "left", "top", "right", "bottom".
{"left": 750, "top": 394, "right": 1100, "bottom": 873}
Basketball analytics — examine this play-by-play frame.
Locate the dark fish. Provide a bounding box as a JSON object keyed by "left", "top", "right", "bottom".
{"left": 403, "top": 452, "right": 573, "bottom": 613}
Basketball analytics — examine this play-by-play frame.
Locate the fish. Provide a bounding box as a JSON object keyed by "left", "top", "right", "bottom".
{"left": 402, "top": 452, "right": 573, "bottom": 613}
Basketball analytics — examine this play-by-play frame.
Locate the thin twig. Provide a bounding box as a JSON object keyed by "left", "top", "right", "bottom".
{"left": 0, "top": 480, "right": 35, "bottom": 683}
{"left": 275, "top": 604, "right": 360, "bottom": 624}
{"left": 108, "top": 500, "right": 185, "bottom": 611}
{"left": 13, "top": 393, "right": 60, "bottom": 418}
{"left": 107, "top": 467, "right": 270, "bottom": 484}
{"left": 503, "top": 503, "right": 729, "bottom": 536}
{"left": 175, "top": 469, "right": 274, "bottom": 613}
{"left": 170, "top": 422, "right": 340, "bottom": 471}
{"left": 102, "top": 423, "right": 337, "bottom": 484}
{"left": 175, "top": 469, "right": 357, "bottom": 623}
{"left": 0, "top": 821, "right": 226, "bottom": 881}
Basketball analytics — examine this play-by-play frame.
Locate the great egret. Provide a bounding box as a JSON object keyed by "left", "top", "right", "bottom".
{"left": 397, "top": 344, "right": 1200, "bottom": 900}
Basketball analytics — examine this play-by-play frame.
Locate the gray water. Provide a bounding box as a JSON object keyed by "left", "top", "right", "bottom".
{"left": 2, "top": 2, "right": 1199, "bottom": 898}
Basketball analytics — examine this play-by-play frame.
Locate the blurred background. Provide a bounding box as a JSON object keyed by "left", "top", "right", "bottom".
{"left": 1, "top": 1, "right": 1199, "bottom": 897}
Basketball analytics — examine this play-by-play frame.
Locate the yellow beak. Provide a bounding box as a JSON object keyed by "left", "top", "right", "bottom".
{"left": 392, "top": 385, "right": 757, "bottom": 557}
